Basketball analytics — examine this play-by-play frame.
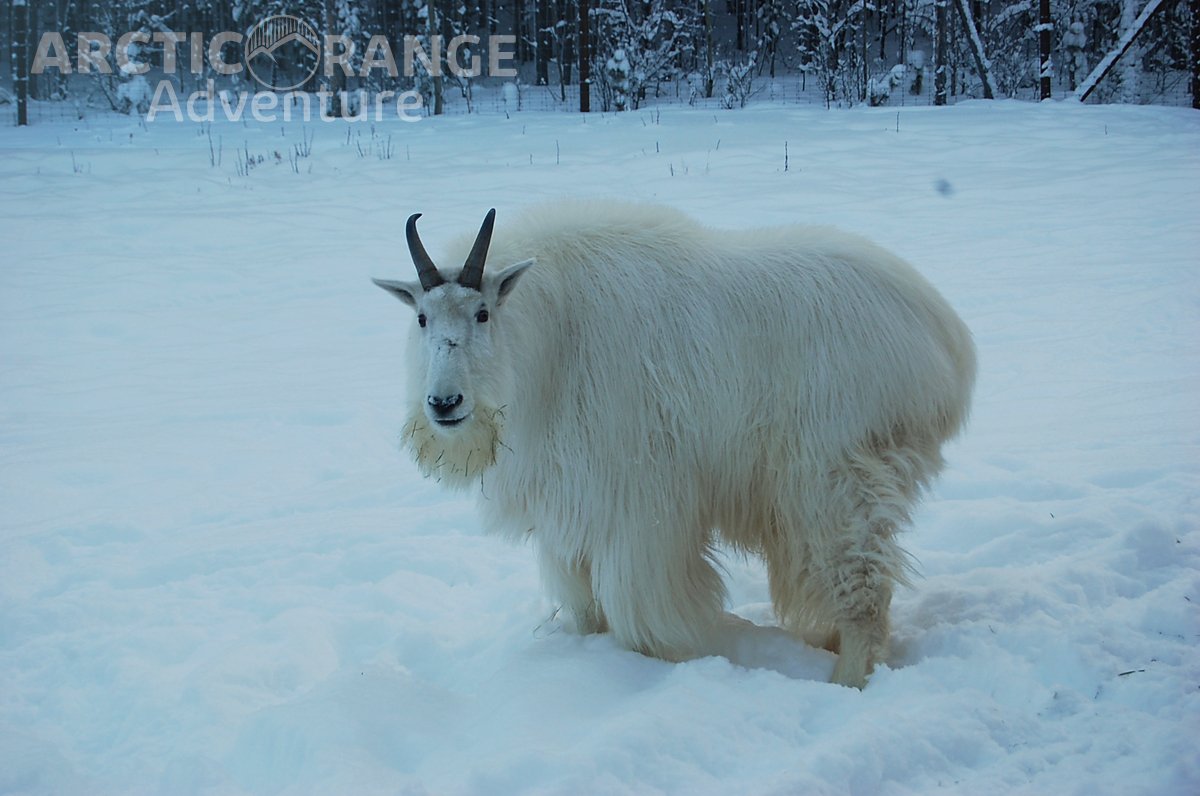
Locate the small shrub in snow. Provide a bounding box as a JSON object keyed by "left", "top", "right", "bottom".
{"left": 909, "top": 50, "right": 926, "bottom": 95}
{"left": 501, "top": 81, "right": 521, "bottom": 112}
{"left": 116, "top": 76, "right": 153, "bottom": 116}
{"left": 605, "top": 49, "right": 632, "bottom": 111}
{"left": 721, "top": 54, "right": 758, "bottom": 110}
{"left": 1063, "top": 21, "right": 1088, "bottom": 91}
{"left": 868, "top": 65, "right": 907, "bottom": 107}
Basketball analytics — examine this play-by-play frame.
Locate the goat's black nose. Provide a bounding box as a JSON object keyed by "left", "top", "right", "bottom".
{"left": 427, "top": 393, "right": 464, "bottom": 416}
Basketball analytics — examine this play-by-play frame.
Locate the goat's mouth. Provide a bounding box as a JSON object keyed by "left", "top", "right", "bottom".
{"left": 433, "top": 413, "right": 471, "bottom": 428}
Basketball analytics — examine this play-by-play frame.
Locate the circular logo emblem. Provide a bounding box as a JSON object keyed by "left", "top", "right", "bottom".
{"left": 244, "top": 15, "right": 321, "bottom": 91}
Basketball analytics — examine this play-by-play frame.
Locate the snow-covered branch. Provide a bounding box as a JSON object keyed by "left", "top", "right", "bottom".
{"left": 954, "top": 0, "right": 998, "bottom": 100}
{"left": 1075, "top": 0, "right": 1168, "bottom": 102}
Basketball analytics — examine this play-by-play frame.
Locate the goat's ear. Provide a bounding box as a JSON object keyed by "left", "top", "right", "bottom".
{"left": 372, "top": 277, "right": 420, "bottom": 308}
{"left": 492, "top": 258, "right": 536, "bottom": 305}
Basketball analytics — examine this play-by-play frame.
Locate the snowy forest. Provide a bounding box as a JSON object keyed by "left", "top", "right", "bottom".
{"left": 3, "top": 0, "right": 1199, "bottom": 118}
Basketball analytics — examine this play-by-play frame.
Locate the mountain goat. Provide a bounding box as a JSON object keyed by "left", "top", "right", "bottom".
{"left": 373, "top": 201, "right": 975, "bottom": 688}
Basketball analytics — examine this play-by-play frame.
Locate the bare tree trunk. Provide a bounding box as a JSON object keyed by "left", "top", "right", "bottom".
{"left": 428, "top": 0, "right": 444, "bottom": 114}
{"left": 736, "top": 0, "right": 745, "bottom": 50}
{"left": 935, "top": 0, "right": 948, "bottom": 105}
{"left": 14, "top": 0, "right": 28, "bottom": 125}
{"left": 879, "top": 3, "right": 888, "bottom": 60}
{"left": 954, "top": 0, "right": 996, "bottom": 98}
{"left": 535, "top": 0, "right": 550, "bottom": 84}
{"left": 1038, "top": 0, "right": 1052, "bottom": 99}
{"left": 950, "top": 3, "right": 958, "bottom": 96}
{"left": 1192, "top": 0, "right": 1200, "bottom": 109}
{"left": 515, "top": 0, "right": 527, "bottom": 62}
{"left": 826, "top": 22, "right": 841, "bottom": 106}
{"left": 704, "top": 0, "right": 714, "bottom": 97}
{"left": 579, "top": 0, "right": 590, "bottom": 112}
{"left": 861, "top": 3, "right": 869, "bottom": 103}
{"left": 1119, "top": 0, "right": 1139, "bottom": 101}
{"left": 558, "top": 0, "right": 574, "bottom": 88}
{"left": 324, "top": 0, "right": 345, "bottom": 116}
{"left": 2, "top": 1, "right": 10, "bottom": 99}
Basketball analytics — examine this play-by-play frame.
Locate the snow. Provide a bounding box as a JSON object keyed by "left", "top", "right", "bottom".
{"left": 1, "top": 100, "right": 1198, "bottom": 795}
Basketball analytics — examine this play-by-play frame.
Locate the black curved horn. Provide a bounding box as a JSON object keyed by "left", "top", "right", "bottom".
{"left": 458, "top": 208, "right": 496, "bottom": 290}
{"left": 406, "top": 213, "right": 445, "bottom": 291}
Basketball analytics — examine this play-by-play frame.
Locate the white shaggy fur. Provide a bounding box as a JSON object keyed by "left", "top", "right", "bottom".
{"left": 375, "top": 200, "right": 976, "bottom": 688}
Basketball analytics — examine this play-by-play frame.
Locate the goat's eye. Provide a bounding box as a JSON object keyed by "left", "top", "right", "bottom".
{"left": 417, "top": 314, "right": 427, "bottom": 328}
{"left": 475, "top": 309, "right": 490, "bottom": 323}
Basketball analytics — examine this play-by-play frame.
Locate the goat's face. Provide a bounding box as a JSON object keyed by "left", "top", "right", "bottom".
{"left": 373, "top": 210, "right": 534, "bottom": 436}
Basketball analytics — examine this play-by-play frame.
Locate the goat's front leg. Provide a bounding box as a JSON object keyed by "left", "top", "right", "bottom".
{"left": 537, "top": 545, "right": 607, "bottom": 635}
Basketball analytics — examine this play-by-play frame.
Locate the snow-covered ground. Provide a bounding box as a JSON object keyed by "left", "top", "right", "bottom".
{"left": 1, "top": 101, "right": 1197, "bottom": 795}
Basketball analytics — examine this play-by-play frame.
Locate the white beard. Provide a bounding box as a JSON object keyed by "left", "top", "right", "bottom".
{"left": 402, "top": 404, "right": 504, "bottom": 488}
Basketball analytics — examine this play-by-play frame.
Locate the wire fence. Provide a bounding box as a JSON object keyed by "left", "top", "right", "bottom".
{"left": 5, "top": 67, "right": 1194, "bottom": 127}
